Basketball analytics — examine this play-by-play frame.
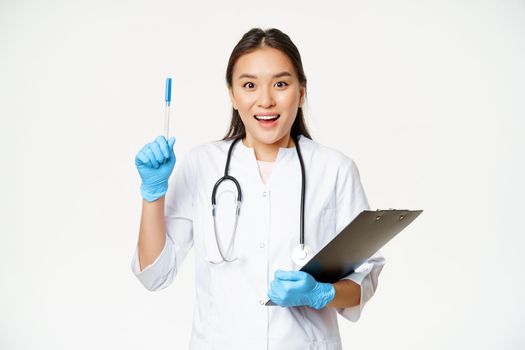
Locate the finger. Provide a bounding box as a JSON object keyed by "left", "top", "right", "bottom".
{"left": 267, "top": 288, "right": 281, "bottom": 303}
{"left": 268, "top": 280, "right": 286, "bottom": 302}
{"left": 275, "top": 270, "right": 306, "bottom": 281}
{"left": 135, "top": 152, "right": 152, "bottom": 167}
{"left": 144, "top": 146, "right": 160, "bottom": 168}
{"left": 155, "top": 136, "right": 169, "bottom": 159}
{"left": 149, "top": 142, "right": 165, "bottom": 163}
{"left": 270, "top": 279, "right": 285, "bottom": 296}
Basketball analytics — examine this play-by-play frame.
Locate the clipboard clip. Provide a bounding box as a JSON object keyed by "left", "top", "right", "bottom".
{"left": 375, "top": 209, "right": 407, "bottom": 221}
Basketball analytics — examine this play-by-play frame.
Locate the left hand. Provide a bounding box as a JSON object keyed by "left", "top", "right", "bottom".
{"left": 268, "top": 270, "right": 335, "bottom": 310}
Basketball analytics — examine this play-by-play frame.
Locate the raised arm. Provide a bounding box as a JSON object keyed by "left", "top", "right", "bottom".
{"left": 138, "top": 196, "right": 167, "bottom": 271}
{"left": 134, "top": 136, "right": 176, "bottom": 271}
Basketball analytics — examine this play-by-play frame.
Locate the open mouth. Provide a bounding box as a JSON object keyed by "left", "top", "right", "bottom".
{"left": 254, "top": 114, "right": 280, "bottom": 121}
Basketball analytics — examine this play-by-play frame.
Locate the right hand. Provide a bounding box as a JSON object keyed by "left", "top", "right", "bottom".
{"left": 135, "top": 136, "right": 176, "bottom": 202}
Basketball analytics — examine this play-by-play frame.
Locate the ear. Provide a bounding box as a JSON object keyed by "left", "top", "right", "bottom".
{"left": 299, "top": 86, "right": 305, "bottom": 108}
{"left": 228, "top": 88, "right": 238, "bottom": 110}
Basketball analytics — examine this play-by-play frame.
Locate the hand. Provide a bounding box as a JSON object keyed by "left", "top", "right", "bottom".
{"left": 268, "top": 270, "right": 335, "bottom": 310}
{"left": 135, "top": 136, "right": 176, "bottom": 202}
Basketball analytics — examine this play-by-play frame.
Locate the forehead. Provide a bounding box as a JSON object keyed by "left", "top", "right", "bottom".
{"left": 233, "top": 47, "right": 296, "bottom": 79}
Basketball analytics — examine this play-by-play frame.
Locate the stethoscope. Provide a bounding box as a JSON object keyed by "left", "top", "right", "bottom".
{"left": 210, "top": 134, "right": 313, "bottom": 266}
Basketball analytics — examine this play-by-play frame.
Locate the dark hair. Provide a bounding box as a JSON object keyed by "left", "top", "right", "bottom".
{"left": 223, "top": 28, "right": 312, "bottom": 141}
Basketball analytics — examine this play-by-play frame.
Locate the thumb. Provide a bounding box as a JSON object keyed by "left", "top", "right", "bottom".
{"left": 168, "top": 137, "right": 176, "bottom": 151}
{"left": 275, "top": 270, "right": 305, "bottom": 281}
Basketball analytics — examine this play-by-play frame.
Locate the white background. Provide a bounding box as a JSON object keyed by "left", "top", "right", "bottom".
{"left": 1, "top": 0, "right": 524, "bottom": 349}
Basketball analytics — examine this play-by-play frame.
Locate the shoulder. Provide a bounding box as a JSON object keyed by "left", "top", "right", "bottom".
{"left": 172, "top": 139, "right": 231, "bottom": 185}
{"left": 299, "top": 136, "right": 358, "bottom": 172}
{"left": 184, "top": 139, "right": 233, "bottom": 160}
{"left": 178, "top": 139, "right": 235, "bottom": 175}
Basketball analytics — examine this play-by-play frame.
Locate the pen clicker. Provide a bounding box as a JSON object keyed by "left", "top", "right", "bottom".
{"left": 162, "top": 77, "right": 172, "bottom": 165}
{"left": 164, "top": 77, "right": 172, "bottom": 139}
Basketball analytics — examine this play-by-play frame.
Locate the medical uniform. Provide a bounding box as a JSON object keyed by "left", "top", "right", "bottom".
{"left": 131, "top": 135, "right": 385, "bottom": 349}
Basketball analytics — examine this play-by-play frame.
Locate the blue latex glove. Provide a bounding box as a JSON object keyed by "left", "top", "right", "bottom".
{"left": 135, "top": 136, "right": 176, "bottom": 202}
{"left": 268, "top": 270, "right": 336, "bottom": 310}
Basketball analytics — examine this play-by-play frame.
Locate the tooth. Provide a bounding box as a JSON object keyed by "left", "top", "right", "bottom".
{"left": 255, "top": 115, "right": 278, "bottom": 120}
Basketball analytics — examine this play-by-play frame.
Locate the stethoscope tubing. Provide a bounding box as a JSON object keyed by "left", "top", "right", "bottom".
{"left": 210, "top": 134, "right": 306, "bottom": 263}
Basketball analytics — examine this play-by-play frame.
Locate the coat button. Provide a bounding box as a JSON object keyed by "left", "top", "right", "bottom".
{"left": 262, "top": 191, "right": 267, "bottom": 197}
{"left": 259, "top": 300, "right": 265, "bottom": 305}
{"left": 259, "top": 242, "right": 265, "bottom": 248}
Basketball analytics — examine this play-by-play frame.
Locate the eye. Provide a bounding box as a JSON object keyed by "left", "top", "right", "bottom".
{"left": 275, "top": 81, "right": 288, "bottom": 88}
{"left": 242, "top": 82, "right": 255, "bottom": 89}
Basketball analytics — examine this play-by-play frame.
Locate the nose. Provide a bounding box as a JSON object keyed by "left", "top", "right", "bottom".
{"left": 257, "top": 86, "right": 275, "bottom": 108}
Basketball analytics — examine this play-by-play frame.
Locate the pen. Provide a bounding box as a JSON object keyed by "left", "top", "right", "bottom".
{"left": 164, "top": 77, "right": 172, "bottom": 139}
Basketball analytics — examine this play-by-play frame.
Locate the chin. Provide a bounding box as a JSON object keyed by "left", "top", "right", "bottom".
{"left": 245, "top": 123, "right": 291, "bottom": 145}
{"left": 259, "top": 133, "right": 289, "bottom": 145}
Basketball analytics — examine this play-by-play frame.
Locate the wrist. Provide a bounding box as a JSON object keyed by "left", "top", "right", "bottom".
{"left": 141, "top": 182, "right": 168, "bottom": 202}
{"left": 311, "top": 282, "right": 336, "bottom": 310}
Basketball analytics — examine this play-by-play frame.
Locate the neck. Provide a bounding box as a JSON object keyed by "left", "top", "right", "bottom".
{"left": 242, "top": 134, "right": 295, "bottom": 161}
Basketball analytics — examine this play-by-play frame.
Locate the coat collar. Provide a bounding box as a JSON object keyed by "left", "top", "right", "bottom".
{"left": 235, "top": 134, "right": 307, "bottom": 164}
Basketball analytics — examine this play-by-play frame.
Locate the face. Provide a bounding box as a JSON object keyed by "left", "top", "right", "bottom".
{"left": 228, "top": 46, "right": 305, "bottom": 147}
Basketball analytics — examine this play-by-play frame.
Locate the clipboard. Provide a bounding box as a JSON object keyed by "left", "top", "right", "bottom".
{"left": 265, "top": 209, "right": 423, "bottom": 306}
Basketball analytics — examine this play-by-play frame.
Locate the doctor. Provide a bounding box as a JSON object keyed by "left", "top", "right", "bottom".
{"left": 132, "top": 27, "right": 385, "bottom": 349}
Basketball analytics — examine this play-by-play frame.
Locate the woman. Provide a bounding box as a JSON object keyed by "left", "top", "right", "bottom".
{"left": 132, "top": 27, "right": 385, "bottom": 349}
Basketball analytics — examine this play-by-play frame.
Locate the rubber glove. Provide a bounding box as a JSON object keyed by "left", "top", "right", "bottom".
{"left": 135, "top": 136, "right": 176, "bottom": 202}
{"left": 268, "top": 270, "right": 335, "bottom": 310}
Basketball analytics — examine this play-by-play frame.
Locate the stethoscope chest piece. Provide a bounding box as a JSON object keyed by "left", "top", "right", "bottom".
{"left": 291, "top": 244, "right": 313, "bottom": 267}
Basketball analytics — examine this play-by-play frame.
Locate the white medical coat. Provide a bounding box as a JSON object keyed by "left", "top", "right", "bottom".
{"left": 131, "top": 135, "right": 386, "bottom": 350}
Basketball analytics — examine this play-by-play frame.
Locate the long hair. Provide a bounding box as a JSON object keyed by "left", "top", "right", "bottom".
{"left": 223, "top": 28, "right": 312, "bottom": 141}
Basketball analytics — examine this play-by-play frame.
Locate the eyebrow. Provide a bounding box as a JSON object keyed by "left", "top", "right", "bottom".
{"left": 237, "top": 71, "right": 293, "bottom": 79}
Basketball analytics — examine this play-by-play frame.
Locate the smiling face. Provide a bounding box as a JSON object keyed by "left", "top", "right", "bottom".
{"left": 228, "top": 46, "right": 305, "bottom": 150}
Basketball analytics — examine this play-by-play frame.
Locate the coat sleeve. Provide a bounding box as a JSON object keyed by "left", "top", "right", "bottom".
{"left": 130, "top": 152, "right": 195, "bottom": 291}
{"left": 333, "top": 157, "right": 386, "bottom": 322}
